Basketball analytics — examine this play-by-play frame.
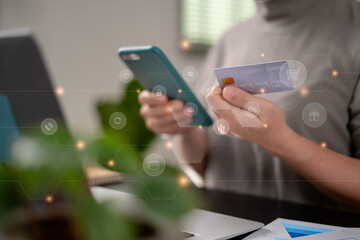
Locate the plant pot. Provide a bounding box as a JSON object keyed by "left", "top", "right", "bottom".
{"left": 1, "top": 201, "right": 80, "bottom": 240}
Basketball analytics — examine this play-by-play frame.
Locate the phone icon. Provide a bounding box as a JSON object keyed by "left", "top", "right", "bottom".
{"left": 41, "top": 118, "right": 58, "bottom": 135}
{"left": 45, "top": 123, "right": 54, "bottom": 131}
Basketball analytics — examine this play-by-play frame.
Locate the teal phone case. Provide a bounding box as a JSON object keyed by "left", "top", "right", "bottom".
{"left": 118, "top": 46, "right": 213, "bottom": 126}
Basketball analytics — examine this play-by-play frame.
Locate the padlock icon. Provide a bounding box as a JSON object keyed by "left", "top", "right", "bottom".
{"left": 156, "top": 89, "right": 162, "bottom": 97}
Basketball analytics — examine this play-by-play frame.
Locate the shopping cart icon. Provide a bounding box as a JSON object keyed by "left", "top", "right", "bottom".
{"left": 286, "top": 67, "right": 302, "bottom": 80}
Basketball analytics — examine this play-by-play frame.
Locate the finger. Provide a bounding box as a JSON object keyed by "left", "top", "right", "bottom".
{"left": 138, "top": 90, "right": 168, "bottom": 105}
{"left": 172, "top": 102, "right": 192, "bottom": 120}
{"left": 140, "top": 100, "right": 183, "bottom": 117}
{"left": 172, "top": 113, "right": 193, "bottom": 128}
{"left": 145, "top": 110, "right": 192, "bottom": 129}
{"left": 205, "top": 85, "right": 232, "bottom": 111}
{"left": 222, "top": 86, "right": 272, "bottom": 120}
{"left": 205, "top": 85, "right": 265, "bottom": 128}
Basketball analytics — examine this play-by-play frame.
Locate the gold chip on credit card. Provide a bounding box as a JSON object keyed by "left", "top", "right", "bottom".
{"left": 222, "top": 77, "right": 234, "bottom": 84}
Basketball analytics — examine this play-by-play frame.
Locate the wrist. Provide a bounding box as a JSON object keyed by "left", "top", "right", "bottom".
{"left": 263, "top": 126, "right": 299, "bottom": 158}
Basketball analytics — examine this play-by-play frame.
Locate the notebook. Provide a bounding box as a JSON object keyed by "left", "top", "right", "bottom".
{"left": 85, "top": 166, "right": 123, "bottom": 186}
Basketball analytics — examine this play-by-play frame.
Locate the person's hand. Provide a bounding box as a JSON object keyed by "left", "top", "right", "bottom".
{"left": 205, "top": 85, "right": 295, "bottom": 153}
{"left": 138, "top": 90, "right": 193, "bottom": 135}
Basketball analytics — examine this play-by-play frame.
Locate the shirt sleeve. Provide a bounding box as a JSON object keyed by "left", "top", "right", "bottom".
{"left": 349, "top": 75, "right": 360, "bottom": 159}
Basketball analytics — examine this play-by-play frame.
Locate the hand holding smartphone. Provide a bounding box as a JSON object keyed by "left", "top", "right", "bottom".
{"left": 118, "top": 46, "right": 213, "bottom": 127}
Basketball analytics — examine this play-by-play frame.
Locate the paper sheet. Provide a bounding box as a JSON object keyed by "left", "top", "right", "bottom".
{"left": 244, "top": 218, "right": 360, "bottom": 240}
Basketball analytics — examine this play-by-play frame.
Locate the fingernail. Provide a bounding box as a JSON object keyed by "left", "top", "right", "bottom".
{"left": 224, "top": 87, "right": 235, "bottom": 100}
{"left": 173, "top": 101, "right": 182, "bottom": 110}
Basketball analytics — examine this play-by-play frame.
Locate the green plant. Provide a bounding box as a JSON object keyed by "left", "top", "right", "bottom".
{"left": 93, "top": 80, "right": 201, "bottom": 221}
{"left": 97, "top": 80, "right": 155, "bottom": 153}
{"left": 0, "top": 80, "right": 201, "bottom": 239}
{"left": 0, "top": 130, "right": 134, "bottom": 240}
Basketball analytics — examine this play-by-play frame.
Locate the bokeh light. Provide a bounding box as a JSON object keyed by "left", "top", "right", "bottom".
{"left": 180, "top": 39, "right": 191, "bottom": 51}
{"left": 177, "top": 174, "right": 191, "bottom": 188}
{"left": 45, "top": 195, "right": 53, "bottom": 203}
{"left": 55, "top": 86, "right": 65, "bottom": 96}
{"left": 332, "top": 70, "right": 338, "bottom": 77}
{"left": 108, "top": 159, "right": 115, "bottom": 167}
{"left": 76, "top": 140, "right": 86, "bottom": 150}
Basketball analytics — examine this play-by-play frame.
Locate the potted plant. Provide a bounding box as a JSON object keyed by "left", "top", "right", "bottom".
{"left": 0, "top": 81, "right": 201, "bottom": 239}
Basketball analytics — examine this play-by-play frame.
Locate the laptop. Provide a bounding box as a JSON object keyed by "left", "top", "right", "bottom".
{"left": 91, "top": 187, "right": 264, "bottom": 240}
{"left": 0, "top": 29, "right": 264, "bottom": 239}
{"left": 0, "top": 28, "right": 70, "bottom": 161}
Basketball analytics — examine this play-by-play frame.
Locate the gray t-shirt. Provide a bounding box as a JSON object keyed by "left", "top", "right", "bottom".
{"left": 197, "top": 0, "right": 360, "bottom": 209}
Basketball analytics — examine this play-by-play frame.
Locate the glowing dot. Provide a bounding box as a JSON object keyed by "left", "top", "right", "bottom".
{"left": 332, "top": 70, "right": 338, "bottom": 77}
{"left": 45, "top": 195, "right": 53, "bottom": 203}
{"left": 260, "top": 88, "right": 266, "bottom": 94}
{"left": 321, "top": 142, "right": 327, "bottom": 148}
{"left": 76, "top": 140, "right": 86, "bottom": 150}
{"left": 260, "top": 53, "right": 265, "bottom": 58}
{"left": 178, "top": 89, "right": 182, "bottom": 93}
{"left": 198, "top": 125, "right": 203, "bottom": 129}
{"left": 55, "top": 86, "right": 65, "bottom": 96}
{"left": 165, "top": 141, "right": 172, "bottom": 149}
{"left": 108, "top": 159, "right": 115, "bottom": 167}
{"left": 263, "top": 123, "right": 268, "bottom": 128}
{"left": 136, "top": 89, "right": 141, "bottom": 93}
{"left": 167, "top": 106, "right": 173, "bottom": 113}
{"left": 177, "top": 174, "right": 191, "bottom": 188}
{"left": 300, "top": 87, "right": 309, "bottom": 97}
{"left": 180, "top": 39, "right": 191, "bottom": 51}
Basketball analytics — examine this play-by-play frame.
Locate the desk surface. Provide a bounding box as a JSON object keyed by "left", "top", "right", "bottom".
{"left": 203, "top": 189, "right": 360, "bottom": 227}
{"left": 105, "top": 184, "right": 360, "bottom": 239}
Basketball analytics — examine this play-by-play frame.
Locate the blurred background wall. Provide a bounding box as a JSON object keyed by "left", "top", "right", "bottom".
{"left": 0, "top": 0, "right": 205, "bottom": 135}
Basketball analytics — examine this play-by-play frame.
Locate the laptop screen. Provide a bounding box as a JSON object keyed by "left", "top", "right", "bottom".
{"left": 0, "top": 29, "right": 70, "bottom": 162}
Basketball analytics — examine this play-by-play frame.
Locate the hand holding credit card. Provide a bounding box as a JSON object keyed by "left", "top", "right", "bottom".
{"left": 214, "top": 61, "right": 294, "bottom": 94}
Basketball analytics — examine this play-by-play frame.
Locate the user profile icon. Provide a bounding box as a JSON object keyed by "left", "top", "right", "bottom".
{"left": 109, "top": 112, "right": 127, "bottom": 130}
{"left": 143, "top": 153, "right": 166, "bottom": 177}
{"left": 40, "top": 118, "right": 58, "bottom": 135}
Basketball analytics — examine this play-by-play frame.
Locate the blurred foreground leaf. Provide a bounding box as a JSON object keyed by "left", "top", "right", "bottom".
{"left": 97, "top": 80, "right": 155, "bottom": 153}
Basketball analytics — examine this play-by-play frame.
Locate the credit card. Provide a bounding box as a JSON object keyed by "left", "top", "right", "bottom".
{"left": 214, "top": 61, "right": 294, "bottom": 94}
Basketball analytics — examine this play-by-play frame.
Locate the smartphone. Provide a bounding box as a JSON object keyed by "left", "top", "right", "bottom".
{"left": 118, "top": 45, "right": 213, "bottom": 126}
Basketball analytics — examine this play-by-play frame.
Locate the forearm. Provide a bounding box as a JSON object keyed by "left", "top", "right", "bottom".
{"left": 173, "top": 128, "right": 209, "bottom": 178}
{"left": 268, "top": 128, "right": 360, "bottom": 209}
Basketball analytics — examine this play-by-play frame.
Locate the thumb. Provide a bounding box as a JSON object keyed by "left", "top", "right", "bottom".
{"left": 222, "top": 86, "right": 269, "bottom": 119}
